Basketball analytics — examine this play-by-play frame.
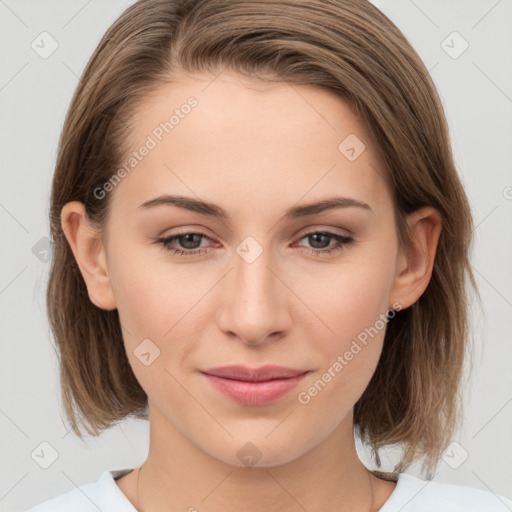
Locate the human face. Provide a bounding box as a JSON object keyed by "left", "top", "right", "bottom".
{"left": 103, "top": 70, "right": 402, "bottom": 467}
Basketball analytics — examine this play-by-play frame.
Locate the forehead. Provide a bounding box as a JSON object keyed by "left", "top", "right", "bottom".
{"left": 112, "top": 71, "right": 390, "bottom": 219}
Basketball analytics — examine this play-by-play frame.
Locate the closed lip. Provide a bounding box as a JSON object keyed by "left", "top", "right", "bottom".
{"left": 200, "top": 365, "right": 310, "bottom": 382}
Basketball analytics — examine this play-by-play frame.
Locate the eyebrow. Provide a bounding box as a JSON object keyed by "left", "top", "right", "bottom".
{"left": 138, "top": 194, "right": 372, "bottom": 220}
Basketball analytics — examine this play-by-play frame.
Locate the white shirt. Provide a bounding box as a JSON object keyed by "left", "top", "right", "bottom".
{"left": 26, "top": 467, "right": 512, "bottom": 511}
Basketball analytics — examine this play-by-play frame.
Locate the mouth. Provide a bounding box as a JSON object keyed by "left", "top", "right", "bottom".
{"left": 199, "top": 365, "right": 311, "bottom": 406}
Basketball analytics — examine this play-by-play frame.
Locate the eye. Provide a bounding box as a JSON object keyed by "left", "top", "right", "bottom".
{"left": 153, "top": 229, "right": 354, "bottom": 258}
{"left": 154, "top": 231, "right": 212, "bottom": 257}
{"left": 294, "top": 230, "right": 354, "bottom": 257}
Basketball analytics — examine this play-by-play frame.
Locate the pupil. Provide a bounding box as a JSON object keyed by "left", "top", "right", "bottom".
{"left": 180, "top": 234, "right": 201, "bottom": 249}
{"left": 310, "top": 233, "right": 329, "bottom": 249}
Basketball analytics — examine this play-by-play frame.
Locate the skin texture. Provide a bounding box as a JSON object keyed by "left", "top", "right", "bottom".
{"left": 61, "top": 71, "right": 442, "bottom": 512}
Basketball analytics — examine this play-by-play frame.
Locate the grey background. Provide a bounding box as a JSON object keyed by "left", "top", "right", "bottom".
{"left": 1, "top": 0, "right": 511, "bottom": 510}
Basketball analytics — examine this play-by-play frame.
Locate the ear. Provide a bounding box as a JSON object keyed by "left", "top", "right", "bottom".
{"left": 389, "top": 206, "right": 442, "bottom": 310}
{"left": 60, "top": 201, "right": 117, "bottom": 311}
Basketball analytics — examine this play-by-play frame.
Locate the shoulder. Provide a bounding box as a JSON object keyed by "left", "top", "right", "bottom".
{"left": 379, "top": 472, "right": 512, "bottom": 512}
{"left": 25, "top": 468, "right": 136, "bottom": 512}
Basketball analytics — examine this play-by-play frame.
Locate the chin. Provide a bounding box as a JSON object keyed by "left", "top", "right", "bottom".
{"left": 209, "top": 432, "right": 308, "bottom": 469}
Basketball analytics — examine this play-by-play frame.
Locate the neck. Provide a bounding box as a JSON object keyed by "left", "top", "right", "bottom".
{"left": 133, "top": 406, "right": 380, "bottom": 512}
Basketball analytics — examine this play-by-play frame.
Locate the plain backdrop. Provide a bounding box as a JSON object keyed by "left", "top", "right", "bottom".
{"left": 1, "top": 1, "right": 511, "bottom": 510}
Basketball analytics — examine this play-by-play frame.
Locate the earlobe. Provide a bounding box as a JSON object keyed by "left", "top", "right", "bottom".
{"left": 60, "top": 201, "right": 117, "bottom": 311}
{"left": 389, "top": 206, "right": 442, "bottom": 310}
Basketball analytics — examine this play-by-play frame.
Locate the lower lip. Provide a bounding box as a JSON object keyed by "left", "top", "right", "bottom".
{"left": 201, "top": 372, "right": 308, "bottom": 406}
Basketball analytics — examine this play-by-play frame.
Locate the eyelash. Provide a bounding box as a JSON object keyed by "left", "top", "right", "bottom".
{"left": 153, "top": 230, "right": 354, "bottom": 258}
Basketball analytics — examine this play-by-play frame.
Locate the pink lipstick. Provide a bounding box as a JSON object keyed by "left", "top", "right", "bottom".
{"left": 200, "top": 365, "right": 310, "bottom": 406}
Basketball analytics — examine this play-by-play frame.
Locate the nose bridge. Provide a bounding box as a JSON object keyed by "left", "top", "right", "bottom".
{"left": 218, "top": 235, "right": 288, "bottom": 344}
{"left": 233, "top": 235, "right": 278, "bottom": 310}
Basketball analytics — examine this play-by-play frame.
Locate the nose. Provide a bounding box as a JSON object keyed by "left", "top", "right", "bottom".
{"left": 216, "top": 242, "right": 292, "bottom": 347}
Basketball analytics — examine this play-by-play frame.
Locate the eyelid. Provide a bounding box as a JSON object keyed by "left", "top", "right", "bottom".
{"left": 298, "top": 224, "right": 352, "bottom": 236}
{"left": 156, "top": 224, "right": 217, "bottom": 239}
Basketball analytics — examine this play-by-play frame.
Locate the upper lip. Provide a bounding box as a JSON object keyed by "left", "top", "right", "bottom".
{"left": 200, "top": 365, "right": 309, "bottom": 382}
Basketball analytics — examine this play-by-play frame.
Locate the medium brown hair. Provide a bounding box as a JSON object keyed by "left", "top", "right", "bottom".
{"left": 47, "top": 0, "right": 478, "bottom": 479}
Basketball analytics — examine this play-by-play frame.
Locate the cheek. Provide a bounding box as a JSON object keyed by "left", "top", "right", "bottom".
{"left": 110, "top": 262, "right": 162, "bottom": 337}
{"left": 108, "top": 242, "right": 189, "bottom": 337}
{"left": 297, "top": 257, "right": 393, "bottom": 344}
{"left": 107, "top": 245, "right": 210, "bottom": 375}
{"left": 294, "top": 258, "right": 393, "bottom": 402}
{"left": 107, "top": 252, "right": 187, "bottom": 400}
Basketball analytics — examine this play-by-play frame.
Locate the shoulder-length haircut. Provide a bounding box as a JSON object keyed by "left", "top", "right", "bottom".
{"left": 47, "top": 0, "right": 478, "bottom": 479}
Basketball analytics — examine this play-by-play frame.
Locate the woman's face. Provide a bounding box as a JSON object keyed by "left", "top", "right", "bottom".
{"left": 100, "top": 71, "right": 408, "bottom": 467}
